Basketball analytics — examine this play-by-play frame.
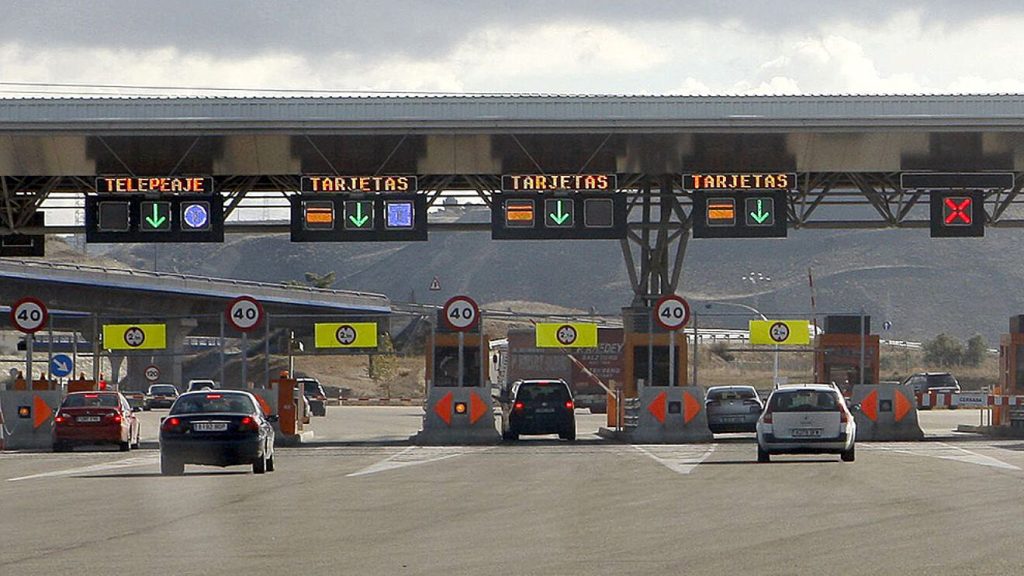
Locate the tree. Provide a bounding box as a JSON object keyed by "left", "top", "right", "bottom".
{"left": 922, "top": 333, "right": 964, "bottom": 367}
{"left": 963, "top": 335, "right": 987, "bottom": 367}
{"left": 368, "top": 333, "right": 399, "bottom": 398}
{"left": 304, "top": 271, "right": 336, "bottom": 289}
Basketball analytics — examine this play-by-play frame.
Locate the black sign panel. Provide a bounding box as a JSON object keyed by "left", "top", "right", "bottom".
{"left": 901, "top": 172, "right": 1014, "bottom": 190}
{"left": 490, "top": 192, "right": 627, "bottom": 240}
{"left": 929, "top": 190, "right": 985, "bottom": 238}
{"left": 95, "top": 176, "right": 214, "bottom": 194}
{"left": 0, "top": 212, "right": 45, "bottom": 257}
{"left": 85, "top": 195, "right": 224, "bottom": 243}
{"left": 300, "top": 175, "right": 417, "bottom": 193}
{"left": 684, "top": 173, "right": 795, "bottom": 191}
{"left": 691, "top": 190, "right": 788, "bottom": 238}
{"left": 289, "top": 194, "right": 427, "bottom": 242}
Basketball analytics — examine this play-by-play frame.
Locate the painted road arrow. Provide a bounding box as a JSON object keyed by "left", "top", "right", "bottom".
{"left": 349, "top": 203, "right": 370, "bottom": 227}
{"left": 749, "top": 199, "right": 771, "bottom": 224}
{"left": 145, "top": 203, "right": 167, "bottom": 228}
{"left": 549, "top": 200, "right": 570, "bottom": 225}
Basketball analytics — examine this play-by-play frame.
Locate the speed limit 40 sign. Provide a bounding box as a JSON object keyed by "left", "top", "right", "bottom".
{"left": 10, "top": 297, "right": 48, "bottom": 333}
{"left": 654, "top": 294, "right": 691, "bottom": 331}
{"left": 442, "top": 295, "right": 480, "bottom": 332}
{"left": 226, "top": 296, "right": 264, "bottom": 332}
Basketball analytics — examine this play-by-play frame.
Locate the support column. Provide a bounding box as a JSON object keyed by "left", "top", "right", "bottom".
{"left": 621, "top": 175, "right": 691, "bottom": 307}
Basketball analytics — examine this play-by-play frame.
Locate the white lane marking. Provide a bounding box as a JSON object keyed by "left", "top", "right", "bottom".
{"left": 632, "top": 444, "right": 716, "bottom": 475}
{"left": 346, "top": 446, "right": 491, "bottom": 477}
{"left": 7, "top": 454, "right": 159, "bottom": 482}
{"left": 865, "top": 442, "right": 1021, "bottom": 471}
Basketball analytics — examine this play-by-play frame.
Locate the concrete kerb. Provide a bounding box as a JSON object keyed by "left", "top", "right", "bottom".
{"left": 598, "top": 386, "right": 714, "bottom": 444}
{"left": 0, "top": 390, "right": 62, "bottom": 450}
{"left": 412, "top": 387, "right": 500, "bottom": 445}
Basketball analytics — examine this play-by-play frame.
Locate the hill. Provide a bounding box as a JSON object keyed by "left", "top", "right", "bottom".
{"left": 91, "top": 206, "right": 1024, "bottom": 344}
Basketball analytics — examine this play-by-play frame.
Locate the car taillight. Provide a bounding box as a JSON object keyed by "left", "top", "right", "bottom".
{"left": 513, "top": 401, "right": 525, "bottom": 412}
{"left": 161, "top": 417, "right": 182, "bottom": 432}
{"left": 239, "top": 416, "right": 258, "bottom": 432}
{"left": 55, "top": 414, "right": 66, "bottom": 424}
{"left": 839, "top": 407, "right": 849, "bottom": 424}
{"left": 111, "top": 413, "right": 122, "bottom": 423}
{"left": 565, "top": 400, "right": 575, "bottom": 411}
{"left": 762, "top": 411, "right": 773, "bottom": 424}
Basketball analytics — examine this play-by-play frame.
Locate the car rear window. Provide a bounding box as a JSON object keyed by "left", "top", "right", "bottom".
{"left": 926, "top": 374, "right": 958, "bottom": 387}
{"left": 517, "top": 383, "right": 570, "bottom": 403}
{"left": 170, "top": 393, "right": 256, "bottom": 415}
{"left": 707, "top": 388, "right": 758, "bottom": 401}
{"left": 303, "top": 382, "right": 323, "bottom": 394}
{"left": 150, "top": 385, "right": 177, "bottom": 395}
{"left": 62, "top": 394, "right": 119, "bottom": 408}
{"left": 768, "top": 390, "right": 841, "bottom": 412}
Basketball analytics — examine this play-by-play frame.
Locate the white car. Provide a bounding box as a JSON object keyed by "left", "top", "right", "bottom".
{"left": 756, "top": 384, "right": 856, "bottom": 463}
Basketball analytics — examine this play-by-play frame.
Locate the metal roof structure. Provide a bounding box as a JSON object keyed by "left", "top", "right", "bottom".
{"left": 3, "top": 94, "right": 1024, "bottom": 132}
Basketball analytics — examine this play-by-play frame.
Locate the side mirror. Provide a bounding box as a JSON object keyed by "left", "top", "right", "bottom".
{"left": 132, "top": 406, "right": 142, "bottom": 412}
{"left": 267, "top": 414, "right": 280, "bottom": 423}
{"left": 849, "top": 404, "right": 861, "bottom": 413}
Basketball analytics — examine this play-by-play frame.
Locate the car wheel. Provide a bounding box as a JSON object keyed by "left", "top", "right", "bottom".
{"left": 841, "top": 445, "right": 856, "bottom": 462}
{"left": 501, "top": 430, "right": 513, "bottom": 441}
{"left": 52, "top": 442, "right": 67, "bottom": 453}
{"left": 564, "top": 429, "right": 576, "bottom": 442}
{"left": 119, "top": 440, "right": 131, "bottom": 452}
{"left": 757, "top": 446, "right": 770, "bottom": 463}
{"left": 160, "top": 455, "right": 184, "bottom": 476}
{"left": 253, "top": 453, "right": 267, "bottom": 474}
{"left": 266, "top": 454, "right": 275, "bottom": 472}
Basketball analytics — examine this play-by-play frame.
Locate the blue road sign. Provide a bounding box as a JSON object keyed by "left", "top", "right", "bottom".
{"left": 182, "top": 201, "right": 211, "bottom": 230}
{"left": 50, "top": 353, "right": 73, "bottom": 377}
{"left": 883, "top": 321, "right": 893, "bottom": 331}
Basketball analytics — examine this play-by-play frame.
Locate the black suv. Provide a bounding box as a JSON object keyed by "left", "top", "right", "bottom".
{"left": 902, "top": 372, "right": 961, "bottom": 408}
{"left": 499, "top": 379, "right": 576, "bottom": 441}
{"left": 298, "top": 378, "right": 328, "bottom": 417}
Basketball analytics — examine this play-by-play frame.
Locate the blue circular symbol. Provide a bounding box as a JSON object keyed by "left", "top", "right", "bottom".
{"left": 183, "top": 203, "right": 209, "bottom": 229}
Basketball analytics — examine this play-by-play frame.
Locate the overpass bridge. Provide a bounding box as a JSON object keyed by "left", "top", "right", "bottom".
{"left": 2, "top": 94, "right": 1024, "bottom": 305}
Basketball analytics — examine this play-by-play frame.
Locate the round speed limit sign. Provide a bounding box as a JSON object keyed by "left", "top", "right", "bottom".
{"left": 10, "top": 297, "right": 48, "bottom": 334}
{"left": 144, "top": 365, "right": 161, "bottom": 382}
{"left": 556, "top": 325, "right": 578, "bottom": 346}
{"left": 654, "top": 294, "right": 691, "bottom": 331}
{"left": 442, "top": 295, "right": 480, "bottom": 332}
{"left": 226, "top": 296, "right": 264, "bottom": 332}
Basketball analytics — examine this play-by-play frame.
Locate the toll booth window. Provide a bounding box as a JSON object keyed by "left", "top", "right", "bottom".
{"left": 632, "top": 346, "right": 674, "bottom": 386}
{"left": 433, "top": 346, "right": 482, "bottom": 387}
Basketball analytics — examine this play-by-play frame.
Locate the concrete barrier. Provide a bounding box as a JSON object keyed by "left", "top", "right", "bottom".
{"left": 0, "top": 390, "right": 62, "bottom": 450}
{"left": 413, "top": 387, "right": 499, "bottom": 445}
{"left": 850, "top": 384, "right": 924, "bottom": 441}
{"left": 609, "top": 386, "right": 713, "bottom": 443}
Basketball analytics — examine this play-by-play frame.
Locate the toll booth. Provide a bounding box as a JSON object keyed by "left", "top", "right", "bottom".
{"left": 415, "top": 311, "right": 497, "bottom": 444}
{"left": 614, "top": 306, "right": 710, "bottom": 443}
{"left": 996, "top": 316, "right": 1024, "bottom": 426}
{"left": 814, "top": 315, "right": 879, "bottom": 396}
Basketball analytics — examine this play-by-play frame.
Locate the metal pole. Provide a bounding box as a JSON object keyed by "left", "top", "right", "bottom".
{"left": 219, "top": 313, "right": 225, "bottom": 387}
{"left": 72, "top": 329, "right": 78, "bottom": 382}
{"left": 479, "top": 322, "right": 485, "bottom": 388}
{"left": 92, "top": 314, "right": 100, "bottom": 382}
{"left": 669, "top": 329, "right": 676, "bottom": 387}
{"left": 774, "top": 345, "right": 780, "bottom": 385}
{"left": 692, "top": 312, "right": 698, "bottom": 388}
{"left": 264, "top": 314, "right": 271, "bottom": 386}
{"left": 859, "top": 309, "right": 866, "bottom": 386}
{"left": 647, "top": 309, "right": 653, "bottom": 387}
{"left": 48, "top": 321, "right": 54, "bottom": 384}
{"left": 429, "top": 322, "right": 435, "bottom": 392}
{"left": 26, "top": 336, "right": 33, "bottom": 385}
{"left": 457, "top": 330, "right": 465, "bottom": 388}
{"left": 241, "top": 332, "right": 248, "bottom": 389}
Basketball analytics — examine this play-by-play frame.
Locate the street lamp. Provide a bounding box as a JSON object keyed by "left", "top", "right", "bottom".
{"left": 703, "top": 301, "right": 781, "bottom": 385}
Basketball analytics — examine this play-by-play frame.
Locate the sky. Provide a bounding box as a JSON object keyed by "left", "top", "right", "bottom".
{"left": 3, "top": 0, "right": 1024, "bottom": 96}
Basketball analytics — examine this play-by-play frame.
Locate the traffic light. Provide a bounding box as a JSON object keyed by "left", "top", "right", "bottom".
{"left": 289, "top": 194, "right": 427, "bottom": 241}
{"left": 929, "top": 190, "right": 984, "bottom": 238}
{"left": 691, "top": 191, "right": 788, "bottom": 238}
{"left": 491, "top": 193, "right": 626, "bottom": 239}
{"left": 85, "top": 195, "right": 224, "bottom": 243}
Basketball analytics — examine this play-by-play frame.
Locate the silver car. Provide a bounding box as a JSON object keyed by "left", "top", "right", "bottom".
{"left": 756, "top": 384, "right": 856, "bottom": 463}
{"left": 705, "top": 385, "right": 763, "bottom": 433}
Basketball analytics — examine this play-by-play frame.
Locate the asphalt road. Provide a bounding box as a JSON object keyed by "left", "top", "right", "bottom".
{"left": 2, "top": 407, "right": 1022, "bottom": 575}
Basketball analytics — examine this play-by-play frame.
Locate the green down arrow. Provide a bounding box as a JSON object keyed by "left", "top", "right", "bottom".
{"left": 750, "top": 199, "right": 771, "bottom": 224}
{"left": 549, "top": 200, "right": 570, "bottom": 225}
{"left": 349, "top": 203, "right": 370, "bottom": 227}
{"left": 145, "top": 203, "right": 167, "bottom": 228}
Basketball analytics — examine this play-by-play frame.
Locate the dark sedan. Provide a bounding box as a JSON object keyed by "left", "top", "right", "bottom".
{"left": 159, "top": 390, "right": 277, "bottom": 475}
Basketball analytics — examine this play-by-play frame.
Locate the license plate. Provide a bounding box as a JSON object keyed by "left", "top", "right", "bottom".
{"left": 792, "top": 428, "right": 822, "bottom": 437}
{"left": 193, "top": 422, "right": 228, "bottom": 432}
{"left": 534, "top": 408, "right": 556, "bottom": 414}
{"left": 721, "top": 416, "right": 744, "bottom": 423}
{"left": 77, "top": 416, "right": 101, "bottom": 423}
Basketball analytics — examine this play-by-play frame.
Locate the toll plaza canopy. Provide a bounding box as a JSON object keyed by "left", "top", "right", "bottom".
{"left": 4, "top": 94, "right": 1024, "bottom": 300}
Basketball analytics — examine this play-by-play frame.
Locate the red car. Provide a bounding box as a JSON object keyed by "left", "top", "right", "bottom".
{"left": 53, "top": 391, "right": 141, "bottom": 452}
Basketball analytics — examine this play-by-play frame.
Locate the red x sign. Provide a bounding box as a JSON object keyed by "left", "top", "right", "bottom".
{"left": 943, "top": 196, "right": 972, "bottom": 225}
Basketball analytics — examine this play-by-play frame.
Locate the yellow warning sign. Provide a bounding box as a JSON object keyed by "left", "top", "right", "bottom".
{"left": 749, "top": 320, "right": 810, "bottom": 346}
{"left": 314, "top": 322, "right": 379, "bottom": 349}
{"left": 103, "top": 324, "right": 167, "bottom": 350}
{"left": 535, "top": 322, "right": 598, "bottom": 348}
